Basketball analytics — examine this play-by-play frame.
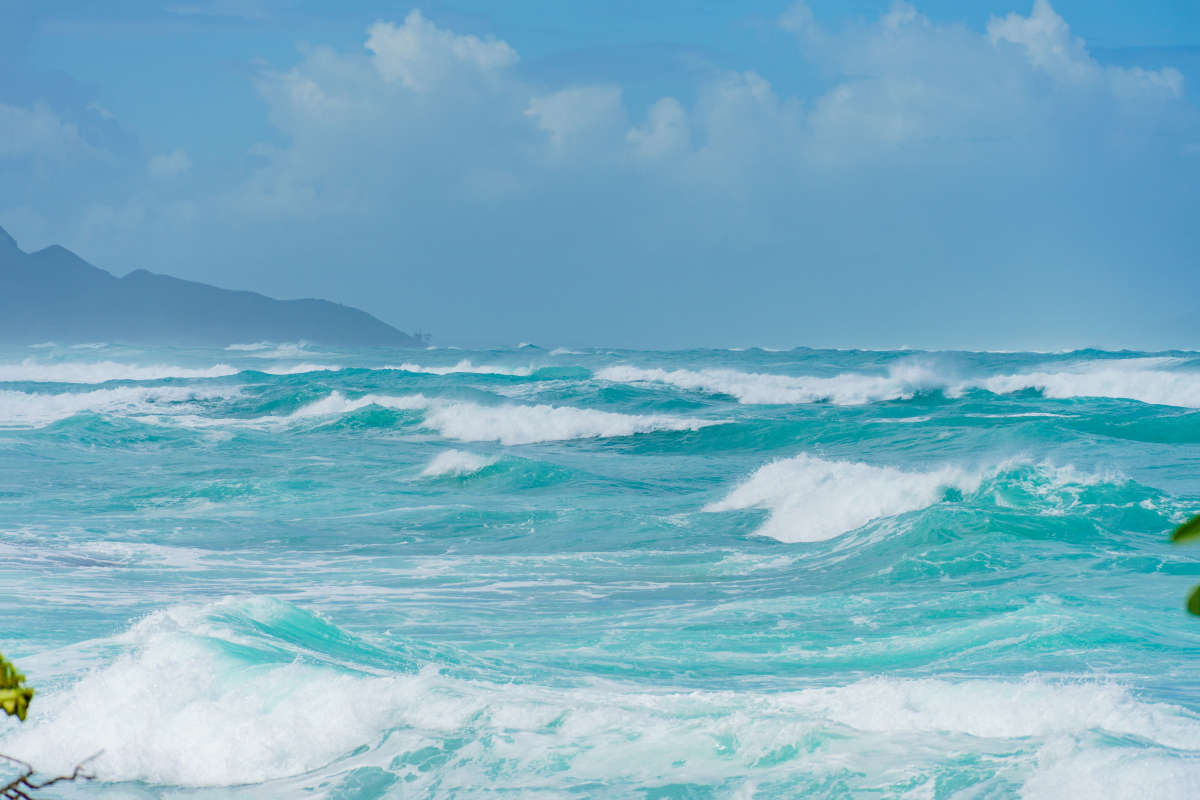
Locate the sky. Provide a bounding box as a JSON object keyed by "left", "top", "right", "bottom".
{"left": 2, "top": 0, "right": 1200, "bottom": 350}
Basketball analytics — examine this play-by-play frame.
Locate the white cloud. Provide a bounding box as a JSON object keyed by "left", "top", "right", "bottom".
{"left": 366, "top": 10, "right": 518, "bottom": 92}
{"left": 987, "top": 0, "right": 1095, "bottom": 82}
{"left": 28, "top": 1, "right": 1200, "bottom": 350}
{"left": 988, "top": 0, "right": 1182, "bottom": 96}
{"left": 0, "top": 101, "right": 86, "bottom": 160}
{"left": 627, "top": 97, "right": 689, "bottom": 158}
{"left": 147, "top": 147, "right": 193, "bottom": 180}
{"left": 772, "top": 0, "right": 1187, "bottom": 164}
{"left": 526, "top": 86, "right": 625, "bottom": 152}
{"left": 223, "top": 0, "right": 1192, "bottom": 216}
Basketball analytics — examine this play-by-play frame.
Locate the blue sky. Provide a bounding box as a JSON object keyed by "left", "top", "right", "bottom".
{"left": 3, "top": 0, "right": 1200, "bottom": 349}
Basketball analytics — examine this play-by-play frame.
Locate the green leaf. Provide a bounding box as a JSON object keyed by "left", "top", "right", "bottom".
{"left": 0, "top": 652, "right": 34, "bottom": 720}
{"left": 1171, "top": 515, "right": 1200, "bottom": 544}
{"left": 1188, "top": 584, "right": 1200, "bottom": 617}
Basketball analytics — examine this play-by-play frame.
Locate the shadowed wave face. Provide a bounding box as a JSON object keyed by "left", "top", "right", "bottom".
{"left": 1, "top": 343, "right": 1200, "bottom": 798}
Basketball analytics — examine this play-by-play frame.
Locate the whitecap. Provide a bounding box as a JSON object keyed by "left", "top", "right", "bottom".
{"left": 245, "top": 343, "right": 313, "bottom": 359}
{"left": 704, "top": 453, "right": 979, "bottom": 542}
{"left": 0, "top": 386, "right": 237, "bottom": 429}
{"left": 421, "top": 450, "right": 497, "bottom": 477}
{"left": 381, "top": 360, "right": 535, "bottom": 376}
{"left": 0, "top": 359, "right": 238, "bottom": 384}
{"left": 421, "top": 401, "right": 713, "bottom": 445}
{"left": 286, "top": 391, "right": 430, "bottom": 419}
{"left": 261, "top": 363, "right": 341, "bottom": 375}
{"left": 597, "top": 364, "right": 941, "bottom": 405}
{"left": 5, "top": 600, "right": 1199, "bottom": 792}
{"left": 601, "top": 357, "right": 1200, "bottom": 409}
{"left": 963, "top": 360, "right": 1200, "bottom": 408}
{"left": 287, "top": 391, "right": 720, "bottom": 445}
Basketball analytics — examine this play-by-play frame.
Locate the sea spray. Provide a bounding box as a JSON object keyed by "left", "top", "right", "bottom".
{"left": 1, "top": 345, "right": 1199, "bottom": 798}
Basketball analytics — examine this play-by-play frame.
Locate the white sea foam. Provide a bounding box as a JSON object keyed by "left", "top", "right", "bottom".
{"left": 1021, "top": 744, "right": 1200, "bottom": 800}
{"left": 600, "top": 358, "right": 1200, "bottom": 409}
{"left": 0, "top": 360, "right": 238, "bottom": 384}
{"left": 5, "top": 598, "right": 1199, "bottom": 792}
{"left": 286, "top": 391, "right": 431, "bottom": 419}
{"left": 0, "top": 386, "right": 236, "bottom": 429}
{"left": 261, "top": 363, "right": 341, "bottom": 375}
{"left": 383, "top": 360, "right": 535, "bottom": 376}
{"left": 225, "top": 342, "right": 274, "bottom": 351}
{"left": 706, "top": 455, "right": 1130, "bottom": 542}
{"left": 550, "top": 348, "right": 583, "bottom": 356}
{"left": 704, "top": 454, "right": 982, "bottom": 542}
{"left": 245, "top": 343, "right": 313, "bottom": 359}
{"left": 287, "top": 391, "right": 718, "bottom": 445}
{"left": 421, "top": 449, "right": 497, "bottom": 477}
{"left": 597, "top": 364, "right": 942, "bottom": 405}
{"left": 421, "top": 402, "right": 715, "bottom": 445}
{"left": 967, "top": 360, "right": 1200, "bottom": 408}
{"left": 0, "top": 600, "right": 403, "bottom": 787}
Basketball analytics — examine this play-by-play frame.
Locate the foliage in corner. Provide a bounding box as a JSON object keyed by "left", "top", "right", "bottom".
{"left": 0, "top": 656, "right": 33, "bottom": 722}
{"left": 0, "top": 651, "right": 96, "bottom": 799}
{"left": 1171, "top": 515, "right": 1200, "bottom": 616}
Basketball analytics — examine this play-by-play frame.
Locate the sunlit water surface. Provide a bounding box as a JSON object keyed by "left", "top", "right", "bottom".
{"left": 1, "top": 343, "right": 1199, "bottom": 798}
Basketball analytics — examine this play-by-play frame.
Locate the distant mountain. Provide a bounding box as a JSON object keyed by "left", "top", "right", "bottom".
{"left": 0, "top": 227, "right": 420, "bottom": 348}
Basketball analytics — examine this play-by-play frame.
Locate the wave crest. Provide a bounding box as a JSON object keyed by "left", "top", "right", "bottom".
{"left": 288, "top": 391, "right": 719, "bottom": 445}
{"left": 5, "top": 597, "right": 1198, "bottom": 791}
{"left": 0, "top": 360, "right": 238, "bottom": 384}
{"left": 971, "top": 360, "right": 1200, "bottom": 408}
{"left": 597, "top": 364, "right": 944, "bottom": 405}
{"left": 0, "top": 386, "right": 236, "bottom": 429}
{"left": 421, "top": 450, "right": 497, "bottom": 476}
{"left": 705, "top": 453, "right": 980, "bottom": 542}
{"left": 384, "top": 360, "right": 535, "bottom": 376}
{"left": 601, "top": 358, "right": 1200, "bottom": 408}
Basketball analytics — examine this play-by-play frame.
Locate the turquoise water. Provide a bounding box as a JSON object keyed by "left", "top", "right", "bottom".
{"left": 1, "top": 343, "right": 1200, "bottom": 798}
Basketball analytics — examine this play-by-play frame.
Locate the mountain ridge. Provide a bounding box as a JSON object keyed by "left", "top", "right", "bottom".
{"left": 0, "top": 228, "right": 420, "bottom": 348}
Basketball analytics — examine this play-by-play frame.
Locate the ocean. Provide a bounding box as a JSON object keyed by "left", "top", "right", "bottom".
{"left": 1, "top": 343, "right": 1198, "bottom": 798}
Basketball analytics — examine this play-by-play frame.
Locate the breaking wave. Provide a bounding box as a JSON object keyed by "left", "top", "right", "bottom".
{"left": 705, "top": 455, "right": 1136, "bottom": 543}
{"left": 4, "top": 597, "right": 1198, "bottom": 794}
{"left": 288, "top": 391, "right": 719, "bottom": 445}
{"left": 421, "top": 449, "right": 497, "bottom": 477}
{"left": 0, "top": 360, "right": 238, "bottom": 384}
{"left": 0, "top": 386, "right": 236, "bottom": 429}
{"left": 969, "top": 359, "right": 1200, "bottom": 408}
{"left": 597, "top": 364, "right": 939, "bottom": 405}
{"left": 705, "top": 453, "right": 981, "bottom": 542}
{"left": 260, "top": 363, "right": 341, "bottom": 375}
{"left": 600, "top": 357, "right": 1200, "bottom": 408}
{"left": 382, "top": 360, "right": 536, "bottom": 376}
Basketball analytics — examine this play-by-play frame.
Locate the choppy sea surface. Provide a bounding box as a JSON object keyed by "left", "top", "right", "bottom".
{"left": 2, "top": 343, "right": 1200, "bottom": 799}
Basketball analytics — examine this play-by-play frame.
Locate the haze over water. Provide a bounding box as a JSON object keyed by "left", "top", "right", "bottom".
{"left": 0, "top": 343, "right": 1198, "bottom": 797}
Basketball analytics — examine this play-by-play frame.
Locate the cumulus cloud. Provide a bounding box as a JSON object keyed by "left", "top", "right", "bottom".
{"left": 779, "top": 0, "right": 1186, "bottom": 164}
{"left": 8, "top": 2, "right": 1198, "bottom": 349}
{"left": 228, "top": 0, "right": 1189, "bottom": 212}
{"left": 367, "top": 10, "right": 519, "bottom": 91}
{"left": 988, "top": 0, "right": 1182, "bottom": 96}
{"left": 627, "top": 97, "right": 689, "bottom": 158}
{"left": 526, "top": 86, "right": 626, "bottom": 153}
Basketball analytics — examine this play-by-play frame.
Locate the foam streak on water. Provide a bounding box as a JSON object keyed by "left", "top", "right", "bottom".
{"left": 1, "top": 344, "right": 1199, "bottom": 799}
